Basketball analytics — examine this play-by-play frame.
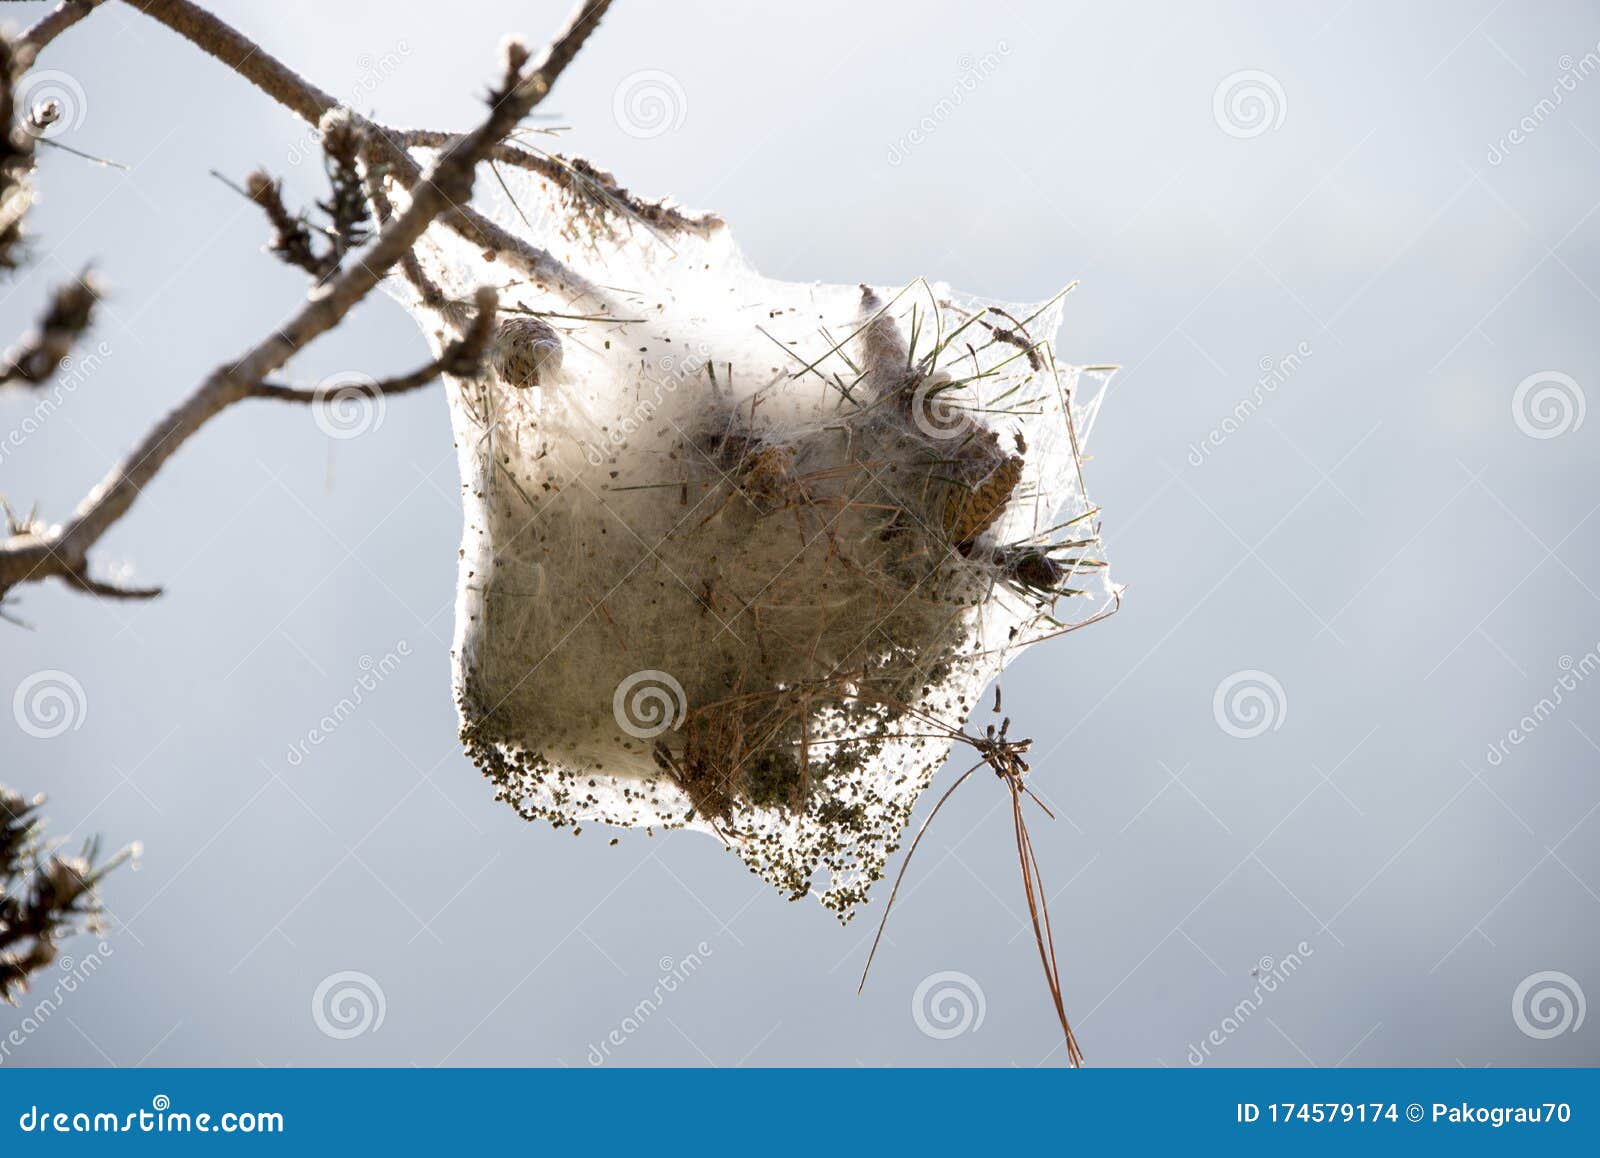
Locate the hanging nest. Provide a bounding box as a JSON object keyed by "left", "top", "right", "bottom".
{"left": 384, "top": 149, "right": 1119, "bottom": 919}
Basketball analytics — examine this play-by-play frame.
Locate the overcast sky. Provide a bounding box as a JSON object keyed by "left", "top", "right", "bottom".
{"left": 3, "top": 0, "right": 1598, "bottom": 1066}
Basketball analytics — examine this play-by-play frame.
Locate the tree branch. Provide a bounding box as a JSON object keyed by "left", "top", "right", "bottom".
{"left": 0, "top": 0, "right": 615, "bottom": 602}
{"left": 14, "top": 0, "right": 106, "bottom": 62}
{"left": 396, "top": 130, "right": 723, "bottom": 239}
{"left": 252, "top": 285, "right": 497, "bottom": 403}
{"left": 0, "top": 32, "right": 39, "bottom": 270}
{"left": 124, "top": 0, "right": 606, "bottom": 301}
{"left": 0, "top": 270, "right": 99, "bottom": 385}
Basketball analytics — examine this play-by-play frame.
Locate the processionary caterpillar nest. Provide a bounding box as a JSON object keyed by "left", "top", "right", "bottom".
{"left": 386, "top": 151, "right": 1118, "bottom": 919}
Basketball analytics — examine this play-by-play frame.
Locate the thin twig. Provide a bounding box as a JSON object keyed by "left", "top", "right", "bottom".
{"left": 0, "top": 1, "right": 612, "bottom": 601}
{"left": 395, "top": 130, "right": 723, "bottom": 238}
{"left": 15, "top": 0, "right": 106, "bottom": 61}
{"left": 0, "top": 33, "right": 38, "bottom": 269}
{"left": 0, "top": 270, "right": 99, "bottom": 385}
{"left": 121, "top": 0, "right": 604, "bottom": 302}
{"left": 252, "top": 285, "right": 497, "bottom": 402}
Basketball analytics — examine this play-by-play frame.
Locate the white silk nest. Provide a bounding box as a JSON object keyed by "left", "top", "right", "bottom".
{"left": 384, "top": 152, "right": 1117, "bottom": 918}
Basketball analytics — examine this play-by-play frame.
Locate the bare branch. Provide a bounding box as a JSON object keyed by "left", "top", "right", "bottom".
{"left": 222, "top": 113, "right": 373, "bottom": 280}
{"left": 14, "top": 0, "right": 106, "bottom": 61}
{"left": 63, "top": 567, "right": 163, "bottom": 600}
{"left": 0, "top": 270, "right": 99, "bottom": 386}
{"left": 243, "top": 169, "right": 324, "bottom": 276}
{"left": 0, "top": 1, "right": 614, "bottom": 603}
{"left": 363, "top": 158, "right": 446, "bottom": 309}
{"left": 123, "top": 0, "right": 605, "bottom": 301}
{"left": 396, "top": 131, "right": 724, "bottom": 239}
{"left": 316, "top": 108, "right": 371, "bottom": 267}
{"left": 0, "top": 33, "right": 39, "bottom": 270}
{"left": 253, "top": 286, "right": 497, "bottom": 403}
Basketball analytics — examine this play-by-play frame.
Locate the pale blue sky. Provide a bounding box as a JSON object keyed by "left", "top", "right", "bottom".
{"left": 3, "top": 0, "right": 1598, "bottom": 1066}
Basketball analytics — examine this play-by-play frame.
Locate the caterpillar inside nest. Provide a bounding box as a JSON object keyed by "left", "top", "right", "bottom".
{"left": 385, "top": 152, "right": 1119, "bottom": 919}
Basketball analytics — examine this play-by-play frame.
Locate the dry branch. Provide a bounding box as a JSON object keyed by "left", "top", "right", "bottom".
{"left": 14, "top": 0, "right": 107, "bottom": 61}
{"left": 253, "top": 285, "right": 498, "bottom": 403}
{"left": 124, "top": 0, "right": 602, "bottom": 301}
{"left": 395, "top": 130, "right": 723, "bottom": 239}
{"left": 0, "top": 270, "right": 99, "bottom": 385}
{"left": 0, "top": 0, "right": 616, "bottom": 604}
{"left": 0, "top": 32, "right": 38, "bottom": 269}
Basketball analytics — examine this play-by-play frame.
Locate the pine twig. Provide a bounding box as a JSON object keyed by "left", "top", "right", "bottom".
{"left": 0, "top": 785, "right": 137, "bottom": 1004}
{"left": 0, "top": 271, "right": 100, "bottom": 386}
{"left": 0, "top": 1, "right": 613, "bottom": 605}
{"left": 252, "top": 285, "right": 498, "bottom": 402}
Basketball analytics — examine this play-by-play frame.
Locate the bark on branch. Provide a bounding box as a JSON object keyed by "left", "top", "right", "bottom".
{"left": 0, "top": 0, "right": 615, "bottom": 604}
{"left": 125, "top": 0, "right": 604, "bottom": 301}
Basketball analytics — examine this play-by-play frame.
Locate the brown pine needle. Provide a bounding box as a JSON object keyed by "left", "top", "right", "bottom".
{"left": 857, "top": 759, "right": 983, "bottom": 995}
{"left": 856, "top": 716, "right": 1086, "bottom": 1067}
